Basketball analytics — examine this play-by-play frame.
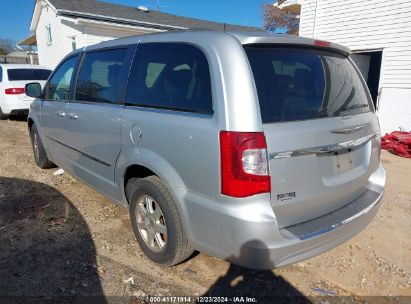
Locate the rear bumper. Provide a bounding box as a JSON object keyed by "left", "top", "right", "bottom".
{"left": 9, "top": 109, "right": 29, "bottom": 116}
{"left": 173, "top": 164, "right": 385, "bottom": 269}
{"left": 240, "top": 190, "right": 383, "bottom": 269}
{"left": 0, "top": 97, "right": 32, "bottom": 114}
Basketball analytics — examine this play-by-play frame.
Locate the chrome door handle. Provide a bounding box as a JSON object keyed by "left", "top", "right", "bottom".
{"left": 57, "top": 111, "right": 66, "bottom": 117}
{"left": 68, "top": 113, "right": 78, "bottom": 120}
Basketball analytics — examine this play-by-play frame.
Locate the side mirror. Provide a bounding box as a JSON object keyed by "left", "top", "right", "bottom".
{"left": 25, "top": 82, "right": 42, "bottom": 98}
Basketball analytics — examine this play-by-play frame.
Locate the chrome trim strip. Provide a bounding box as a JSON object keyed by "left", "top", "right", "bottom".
{"left": 124, "top": 105, "right": 213, "bottom": 118}
{"left": 331, "top": 124, "right": 366, "bottom": 134}
{"left": 269, "top": 131, "right": 379, "bottom": 160}
{"left": 297, "top": 190, "right": 383, "bottom": 240}
{"left": 46, "top": 136, "right": 111, "bottom": 167}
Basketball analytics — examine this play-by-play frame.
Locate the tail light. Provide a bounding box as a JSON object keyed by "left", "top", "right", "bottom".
{"left": 5, "top": 88, "right": 25, "bottom": 95}
{"left": 220, "top": 131, "right": 271, "bottom": 198}
{"left": 314, "top": 39, "right": 331, "bottom": 47}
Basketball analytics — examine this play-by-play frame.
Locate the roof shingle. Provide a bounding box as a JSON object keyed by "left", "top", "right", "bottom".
{"left": 48, "top": 0, "right": 262, "bottom": 31}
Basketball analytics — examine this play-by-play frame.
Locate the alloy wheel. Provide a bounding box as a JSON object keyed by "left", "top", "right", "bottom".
{"left": 135, "top": 195, "right": 167, "bottom": 252}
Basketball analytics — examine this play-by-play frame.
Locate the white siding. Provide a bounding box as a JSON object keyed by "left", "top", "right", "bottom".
{"left": 299, "top": 0, "right": 317, "bottom": 38}
{"left": 300, "top": 0, "right": 411, "bottom": 133}
{"left": 36, "top": 4, "right": 156, "bottom": 69}
{"left": 36, "top": 3, "right": 75, "bottom": 69}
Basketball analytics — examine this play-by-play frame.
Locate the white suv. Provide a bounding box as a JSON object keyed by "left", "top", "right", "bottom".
{"left": 0, "top": 64, "right": 51, "bottom": 119}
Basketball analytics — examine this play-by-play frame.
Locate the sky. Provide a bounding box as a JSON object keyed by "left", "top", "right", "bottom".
{"left": 0, "top": 0, "right": 270, "bottom": 43}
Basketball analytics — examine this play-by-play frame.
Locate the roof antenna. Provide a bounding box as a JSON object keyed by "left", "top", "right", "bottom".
{"left": 137, "top": 0, "right": 167, "bottom": 12}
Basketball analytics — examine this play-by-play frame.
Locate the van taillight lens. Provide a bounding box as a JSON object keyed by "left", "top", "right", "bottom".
{"left": 5, "top": 88, "right": 25, "bottom": 95}
{"left": 220, "top": 131, "right": 271, "bottom": 197}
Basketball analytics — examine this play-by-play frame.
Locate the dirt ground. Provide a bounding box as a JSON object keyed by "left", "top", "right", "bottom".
{"left": 0, "top": 118, "right": 410, "bottom": 303}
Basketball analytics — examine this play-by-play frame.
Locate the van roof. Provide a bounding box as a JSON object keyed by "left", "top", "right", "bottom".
{"left": 84, "top": 30, "right": 351, "bottom": 56}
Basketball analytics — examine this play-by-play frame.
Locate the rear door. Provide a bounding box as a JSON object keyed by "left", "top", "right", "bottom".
{"left": 245, "top": 45, "right": 381, "bottom": 227}
{"left": 65, "top": 46, "right": 133, "bottom": 197}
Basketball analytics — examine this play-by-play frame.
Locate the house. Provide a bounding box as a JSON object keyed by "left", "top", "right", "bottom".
{"left": 298, "top": 0, "right": 411, "bottom": 133}
{"left": 28, "top": 0, "right": 260, "bottom": 69}
{"left": 273, "top": 0, "right": 303, "bottom": 18}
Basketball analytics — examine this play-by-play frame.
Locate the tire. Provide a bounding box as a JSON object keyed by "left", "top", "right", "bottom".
{"left": 30, "top": 124, "right": 55, "bottom": 169}
{"left": 127, "top": 176, "right": 193, "bottom": 266}
{"left": 0, "top": 107, "right": 8, "bottom": 120}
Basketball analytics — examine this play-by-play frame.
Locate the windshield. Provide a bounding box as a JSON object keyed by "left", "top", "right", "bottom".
{"left": 244, "top": 45, "right": 373, "bottom": 123}
{"left": 7, "top": 69, "right": 51, "bottom": 81}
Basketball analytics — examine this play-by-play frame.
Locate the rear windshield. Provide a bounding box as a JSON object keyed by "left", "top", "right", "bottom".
{"left": 7, "top": 69, "right": 51, "bottom": 81}
{"left": 244, "top": 45, "right": 373, "bottom": 123}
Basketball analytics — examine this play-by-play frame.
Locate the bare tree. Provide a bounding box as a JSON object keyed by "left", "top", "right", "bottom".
{"left": 263, "top": 1, "right": 299, "bottom": 35}
{"left": 0, "top": 39, "right": 15, "bottom": 55}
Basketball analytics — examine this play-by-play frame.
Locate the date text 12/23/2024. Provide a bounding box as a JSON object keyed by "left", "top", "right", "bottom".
{"left": 147, "top": 296, "right": 258, "bottom": 303}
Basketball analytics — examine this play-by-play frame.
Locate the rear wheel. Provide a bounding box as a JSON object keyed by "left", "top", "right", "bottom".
{"left": 127, "top": 176, "right": 193, "bottom": 266}
{"left": 30, "top": 124, "right": 55, "bottom": 169}
{"left": 0, "top": 107, "right": 8, "bottom": 120}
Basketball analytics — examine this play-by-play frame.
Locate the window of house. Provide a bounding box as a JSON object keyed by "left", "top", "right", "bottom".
{"left": 75, "top": 48, "right": 127, "bottom": 103}
{"left": 44, "top": 55, "right": 79, "bottom": 101}
{"left": 126, "top": 43, "right": 213, "bottom": 115}
{"left": 46, "top": 24, "right": 52, "bottom": 45}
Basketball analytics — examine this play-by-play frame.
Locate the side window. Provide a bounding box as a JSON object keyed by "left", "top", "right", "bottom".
{"left": 126, "top": 43, "right": 213, "bottom": 114}
{"left": 0, "top": 66, "right": 2, "bottom": 82}
{"left": 44, "top": 55, "right": 78, "bottom": 101}
{"left": 75, "top": 48, "right": 127, "bottom": 104}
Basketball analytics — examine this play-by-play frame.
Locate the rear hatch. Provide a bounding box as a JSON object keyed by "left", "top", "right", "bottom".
{"left": 245, "top": 45, "right": 381, "bottom": 227}
{"left": 7, "top": 68, "right": 50, "bottom": 101}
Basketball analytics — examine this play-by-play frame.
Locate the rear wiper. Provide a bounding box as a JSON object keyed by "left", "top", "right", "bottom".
{"left": 343, "top": 104, "right": 369, "bottom": 111}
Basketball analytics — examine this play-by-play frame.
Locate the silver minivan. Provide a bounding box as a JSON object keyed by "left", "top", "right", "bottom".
{"left": 26, "top": 31, "right": 386, "bottom": 269}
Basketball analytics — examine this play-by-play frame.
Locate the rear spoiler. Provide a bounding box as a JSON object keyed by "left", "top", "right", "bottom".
{"left": 229, "top": 32, "right": 351, "bottom": 57}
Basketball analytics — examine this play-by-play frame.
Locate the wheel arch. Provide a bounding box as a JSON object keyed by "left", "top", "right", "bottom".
{"left": 116, "top": 150, "right": 194, "bottom": 248}
{"left": 116, "top": 147, "right": 187, "bottom": 206}
{"left": 28, "top": 117, "right": 35, "bottom": 132}
{"left": 123, "top": 164, "right": 157, "bottom": 204}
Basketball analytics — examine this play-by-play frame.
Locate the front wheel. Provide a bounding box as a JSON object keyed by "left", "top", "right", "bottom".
{"left": 30, "top": 124, "right": 55, "bottom": 169}
{"left": 127, "top": 176, "right": 193, "bottom": 266}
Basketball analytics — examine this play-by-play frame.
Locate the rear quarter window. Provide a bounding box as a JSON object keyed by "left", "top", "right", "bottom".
{"left": 126, "top": 43, "right": 213, "bottom": 115}
{"left": 7, "top": 69, "right": 51, "bottom": 81}
{"left": 244, "top": 45, "right": 373, "bottom": 123}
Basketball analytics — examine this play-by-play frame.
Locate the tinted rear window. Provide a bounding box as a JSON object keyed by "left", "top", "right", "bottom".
{"left": 244, "top": 46, "right": 373, "bottom": 123}
{"left": 7, "top": 69, "right": 51, "bottom": 81}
